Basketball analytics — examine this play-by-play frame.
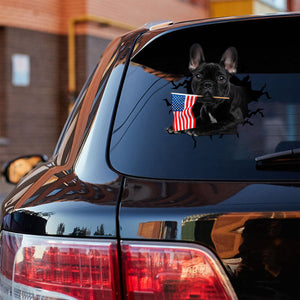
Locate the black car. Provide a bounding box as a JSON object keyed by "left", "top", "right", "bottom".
{"left": 1, "top": 14, "right": 300, "bottom": 300}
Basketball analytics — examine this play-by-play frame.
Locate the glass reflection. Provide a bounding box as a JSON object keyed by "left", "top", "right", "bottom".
{"left": 137, "top": 221, "right": 177, "bottom": 239}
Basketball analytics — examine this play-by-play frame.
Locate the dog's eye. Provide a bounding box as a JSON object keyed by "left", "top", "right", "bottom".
{"left": 195, "top": 74, "right": 202, "bottom": 79}
{"left": 218, "top": 75, "right": 226, "bottom": 81}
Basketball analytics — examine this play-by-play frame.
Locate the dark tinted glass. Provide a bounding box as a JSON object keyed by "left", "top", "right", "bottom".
{"left": 109, "top": 16, "right": 300, "bottom": 180}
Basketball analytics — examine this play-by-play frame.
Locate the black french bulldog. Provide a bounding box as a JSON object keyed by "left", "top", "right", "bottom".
{"left": 166, "top": 43, "right": 268, "bottom": 138}
{"left": 189, "top": 44, "right": 248, "bottom": 127}
{"left": 189, "top": 43, "right": 248, "bottom": 127}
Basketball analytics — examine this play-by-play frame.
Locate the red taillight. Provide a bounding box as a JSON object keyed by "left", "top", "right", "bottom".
{"left": 0, "top": 231, "right": 121, "bottom": 300}
{"left": 0, "top": 231, "right": 236, "bottom": 300}
{"left": 121, "top": 242, "right": 237, "bottom": 300}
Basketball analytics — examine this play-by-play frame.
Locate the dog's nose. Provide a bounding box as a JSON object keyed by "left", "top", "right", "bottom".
{"left": 203, "top": 81, "right": 213, "bottom": 89}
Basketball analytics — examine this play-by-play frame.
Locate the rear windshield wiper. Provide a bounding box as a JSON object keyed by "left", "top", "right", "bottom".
{"left": 255, "top": 148, "right": 300, "bottom": 171}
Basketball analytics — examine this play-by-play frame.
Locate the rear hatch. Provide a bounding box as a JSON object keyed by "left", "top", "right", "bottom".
{"left": 110, "top": 15, "right": 300, "bottom": 299}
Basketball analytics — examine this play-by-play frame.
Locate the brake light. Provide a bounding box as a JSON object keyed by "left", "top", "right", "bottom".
{"left": 121, "top": 241, "right": 237, "bottom": 300}
{"left": 0, "top": 231, "right": 236, "bottom": 300}
{"left": 0, "top": 231, "right": 121, "bottom": 300}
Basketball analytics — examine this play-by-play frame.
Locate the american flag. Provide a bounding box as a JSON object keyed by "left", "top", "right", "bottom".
{"left": 171, "top": 93, "right": 197, "bottom": 131}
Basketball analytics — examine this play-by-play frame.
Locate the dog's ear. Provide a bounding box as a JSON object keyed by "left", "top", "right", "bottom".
{"left": 220, "top": 47, "right": 238, "bottom": 74}
{"left": 189, "top": 43, "right": 205, "bottom": 71}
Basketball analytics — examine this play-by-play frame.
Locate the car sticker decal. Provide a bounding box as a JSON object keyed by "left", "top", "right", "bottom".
{"left": 166, "top": 44, "right": 270, "bottom": 138}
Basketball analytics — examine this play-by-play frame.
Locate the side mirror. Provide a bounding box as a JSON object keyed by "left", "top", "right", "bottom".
{"left": 2, "top": 154, "right": 48, "bottom": 184}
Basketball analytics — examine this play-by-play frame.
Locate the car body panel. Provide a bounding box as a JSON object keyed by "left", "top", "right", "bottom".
{"left": 2, "top": 170, "right": 122, "bottom": 237}
{"left": 119, "top": 178, "right": 300, "bottom": 252}
{"left": 119, "top": 178, "right": 300, "bottom": 298}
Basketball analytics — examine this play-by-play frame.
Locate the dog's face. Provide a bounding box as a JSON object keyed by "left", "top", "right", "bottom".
{"left": 189, "top": 44, "right": 238, "bottom": 105}
{"left": 190, "top": 63, "right": 229, "bottom": 102}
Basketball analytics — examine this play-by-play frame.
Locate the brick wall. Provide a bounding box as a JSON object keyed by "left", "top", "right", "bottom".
{"left": 85, "top": 0, "right": 208, "bottom": 28}
{"left": 291, "top": 0, "right": 300, "bottom": 10}
{"left": 0, "top": 0, "right": 62, "bottom": 34}
{"left": 0, "top": 28, "right": 65, "bottom": 163}
{"left": 0, "top": 28, "right": 124, "bottom": 166}
{"left": 0, "top": 0, "right": 208, "bottom": 36}
{"left": 0, "top": 28, "right": 7, "bottom": 140}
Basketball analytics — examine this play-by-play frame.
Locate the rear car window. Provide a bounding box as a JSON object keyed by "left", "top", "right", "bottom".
{"left": 109, "top": 16, "right": 300, "bottom": 180}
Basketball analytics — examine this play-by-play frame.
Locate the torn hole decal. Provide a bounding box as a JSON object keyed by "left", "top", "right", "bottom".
{"left": 166, "top": 43, "right": 270, "bottom": 138}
